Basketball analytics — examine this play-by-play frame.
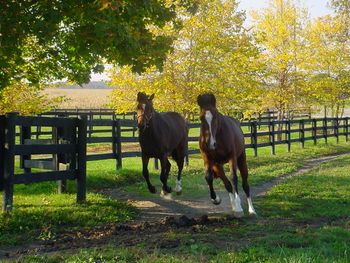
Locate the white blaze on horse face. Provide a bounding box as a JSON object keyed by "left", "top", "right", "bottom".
{"left": 205, "top": 110, "right": 216, "bottom": 149}
{"left": 142, "top": 104, "right": 146, "bottom": 110}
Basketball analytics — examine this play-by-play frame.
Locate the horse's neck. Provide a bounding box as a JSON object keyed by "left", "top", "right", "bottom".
{"left": 216, "top": 113, "right": 224, "bottom": 133}
{"left": 140, "top": 111, "right": 159, "bottom": 137}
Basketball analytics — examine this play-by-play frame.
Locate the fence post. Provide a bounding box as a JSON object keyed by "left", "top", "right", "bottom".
{"left": 185, "top": 123, "right": 189, "bottom": 166}
{"left": 89, "top": 112, "right": 93, "bottom": 138}
{"left": 323, "top": 118, "right": 328, "bottom": 144}
{"left": 345, "top": 117, "right": 349, "bottom": 142}
{"left": 312, "top": 119, "right": 317, "bottom": 145}
{"left": 334, "top": 118, "right": 339, "bottom": 143}
{"left": 269, "top": 121, "right": 275, "bottom": 155}
{"left": 36, "top": 125, "right": 41, "bottom": 140}
{"left": 300, "top": 120, "right": 305, "bottom": 149}
{"left": 115, "top": 119, "right": 122, "bottom": 169}
{"left": 251, "top": 121, "right": 258, "bottom": 157}
{"left": 0, "top": 116, "right": 5, "bottom": 192}
{"left": 154, "top": 159, "right": 159, "bottom": 170}
{"left": 287, "top": 121, "right": 291, "bottom": 152}
{"left": 77, "top": 115, "right": 87, "bottom": 203}
{"left": 68, "top": 121, "right": 77, "bottom": 182}
{"left": 56, "top": 113, "right": 68, "bottom": 193}
{"left": 20, "top": 125, "right": 31, "bottom": 173}
{"left": 132, "top": 113, "right": 136, "bottom": 137}
{"left": 112, "top": 118, "right": 117, "bottom": 169}
{"left": 185, "top": 152, "right": 189, "bottom": 166}
{"left": 3, "top": 113, "right": 16, "bottom": 212}
{"left": 57, "top": 125, "right": 67, "bottom": 194}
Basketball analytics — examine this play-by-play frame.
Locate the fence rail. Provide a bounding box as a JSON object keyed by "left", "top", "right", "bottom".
{"left": 1, "top": 113, "right": 349, "bottom": 212}
{"left": 30, "top": 116, "right": 349, "bottom": 169}
{"left": 0, "top": 113, "right": 87, "bottom": 212}
{"left": 43, "top": 108, "right": 312, "bottom": 122}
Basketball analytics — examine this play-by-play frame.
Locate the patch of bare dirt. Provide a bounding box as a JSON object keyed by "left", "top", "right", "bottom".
{"left": 103, "top": 153, "right": 350, "bottom": 222}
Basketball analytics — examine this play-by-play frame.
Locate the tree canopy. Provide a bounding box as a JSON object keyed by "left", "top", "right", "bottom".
{"left": 0, "top": 0, "right": 196, "bottom": 90}
{"left": 110, "top": 0, "right": 262, "bottom": 118}
{"left": 110, "top": 0, "right": 350, "bottom": 118}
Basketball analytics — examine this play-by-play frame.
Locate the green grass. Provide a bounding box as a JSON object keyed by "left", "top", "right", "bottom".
{"left": 1, "top": 137, "right": 350, "bottom": 249}
{"left": 125, "top": 138, "right": 350, "bottom": 197}
{"left": 0, "top": 159, "right": 142, "bottom": 246}
{"left": 0, "top": 191, "right": 137, "bottom": 246}
{"left": 18, "top": 154, "right": 350, "bottom": 262}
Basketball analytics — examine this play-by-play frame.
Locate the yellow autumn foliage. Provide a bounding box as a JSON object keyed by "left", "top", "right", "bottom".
{"left": 0, "top": 82, "right": 63, "bottom": 115}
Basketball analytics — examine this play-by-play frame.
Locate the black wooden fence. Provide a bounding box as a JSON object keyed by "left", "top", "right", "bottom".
{"left": 35, "top": 116, "right": 349, "bottom": 169}
{"left": 43, "top": 108, "right": 312, "bottom": 122}
{"left": 0, "top": 113, "right": 87, "bottom": 212}
{"left": 1, "top": 113, "right": 349, "bottom": 211}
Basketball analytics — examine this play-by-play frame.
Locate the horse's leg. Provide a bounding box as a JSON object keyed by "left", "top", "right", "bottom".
{"left": 238, "top": 153, "right": 257, "bottom": 215}
{"left": 142, "top": 154, "right": 156, "bottom": 193}
{"left": 173, "top": 145, "right": 184, "bottom": 195}
{"left": 228, "top": 160, "right": 244, "bottom": 217}
{"left": 205, "top": 167, "right": 221, "bottom": 205}
{"left": 160, "top": 155, "right": 172, "bottom": 194}
{"left": 202, "top": 154, "right": 220, "bottom": 204}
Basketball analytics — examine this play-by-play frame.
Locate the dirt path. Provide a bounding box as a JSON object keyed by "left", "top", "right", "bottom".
{"left": 103, "top": 153, "right": 349, "bottom": 221}
{"left": 1, "top": 152, "right": 349, "bottom": 260}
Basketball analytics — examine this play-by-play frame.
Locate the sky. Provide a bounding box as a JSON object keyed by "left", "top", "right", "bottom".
{"left": 91, "top": 0, "right": 334, "bottom": 82}
{"left": 238, "top": 0, "right": 333, "bottom": 18}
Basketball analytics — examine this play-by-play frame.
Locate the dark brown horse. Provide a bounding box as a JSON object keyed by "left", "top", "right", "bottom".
{"left": 197, "top": 93, "right": 256, "bottom": 217}
{"left": 136, "top": 92, "right": 188, "bottom": 195}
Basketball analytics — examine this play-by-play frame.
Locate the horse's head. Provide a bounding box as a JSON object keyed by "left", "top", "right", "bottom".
{"left": 136, "top": 92, "right": 155, "bottom": 129}
{"left": 197, "top": 93, "right": 219, "bottom": 150}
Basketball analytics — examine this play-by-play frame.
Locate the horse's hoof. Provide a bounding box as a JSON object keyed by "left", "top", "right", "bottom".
{"left": 149, "top": 186, "right": 156, "bottom": 194}
{"left": 160, "top": 190, "right": 172, "bottom": 200}
{"left": 233, "top": 211, "right": 244, "bottom": 218}
{"left": 164, "top": 186, "right": 172, "bottom": 193}
{"left": 249, "top": 211, "right": 258, "bottom": 217}
{"left": 176, "top": 190, "right": 182, "bottom": 196}
{"left": 211, "top": 196, "right": 221, "bottom": 205}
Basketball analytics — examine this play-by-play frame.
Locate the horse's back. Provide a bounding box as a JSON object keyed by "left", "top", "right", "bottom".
{"left": 158, "top": 112, "right": 188, "bottom": 148}
{"left": 161, "top": 112, "right": 187, "bottom": 134}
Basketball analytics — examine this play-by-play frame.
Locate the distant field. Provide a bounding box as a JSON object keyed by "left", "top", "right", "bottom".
{"left": 44, "top": 88, "right": 113, "bottom": 109}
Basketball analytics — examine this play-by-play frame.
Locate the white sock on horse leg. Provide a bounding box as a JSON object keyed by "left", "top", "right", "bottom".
{"left": 175, "top": 179, "right": 182, "bottom": 193}
{"left": 247, "top": 197, "right": 257, "bottom": 215}
{"left": 229, "top": 192, "right": 243, "bottom": 212}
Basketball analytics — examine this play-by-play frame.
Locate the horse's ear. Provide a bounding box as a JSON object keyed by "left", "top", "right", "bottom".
{"left": 209, "top": 93, "right": 216, "bottom": 107}
{"left": 149, "top": 94, "right": 155, "bottom": 100}
{"left": 197, "top": 94, "right": 202, "bottom": 106}
{"left": 137, "top": 92, "right": 147, "bottom": 102}
{"left": 137, "top": 92, "right": 142, "bottom": 102}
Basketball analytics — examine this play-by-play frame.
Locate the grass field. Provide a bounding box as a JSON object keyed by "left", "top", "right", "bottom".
{"left": 0, "top": 139, "right": 350, "bottom": 262}
{"left": 44, "top": 88, "right": 112, "bottom": 109}
{"left": 15, "top": 153, "right": 350, "bottom": 262}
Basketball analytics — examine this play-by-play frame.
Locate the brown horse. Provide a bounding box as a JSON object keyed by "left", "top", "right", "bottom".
{"left": 197, "top": 93, "right": 256, "bottom": 217}
{"left": 136, "top": 92, "right": 188, "bottom": 195}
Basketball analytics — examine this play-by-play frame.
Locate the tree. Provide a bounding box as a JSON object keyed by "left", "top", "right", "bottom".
{"left": 0, "top": 81, "right": 63, "bottom": 115}
{"left": 0, "top": 0, "right": 196, "bottom": 90}
{"left": 329, "top": 0, "right": 350, "bottom": 18}
{"left": 252, "top": 0, "right": 310, "bottom": 120}
{"left": 304, "top": 14, "right": 350, "bottom": 117}
{"left": 110, "top": 0, "right": 262, "bottom": 118}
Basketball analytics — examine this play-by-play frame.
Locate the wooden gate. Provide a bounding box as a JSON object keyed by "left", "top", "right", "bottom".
{"left": 0, "top": 113, "right": 87, "bottom": 212}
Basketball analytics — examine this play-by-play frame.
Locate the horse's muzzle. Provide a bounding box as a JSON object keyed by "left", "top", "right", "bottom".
{"left": 207, "top": 141, "right": 216, "bottom": 150}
